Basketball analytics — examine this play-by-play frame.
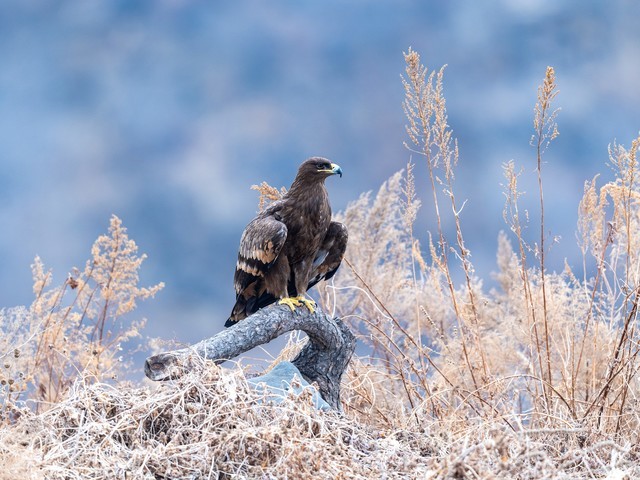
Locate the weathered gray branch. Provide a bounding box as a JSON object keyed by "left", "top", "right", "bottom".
{"left": 144, "top": 304, "right": 356, "bottom": 410}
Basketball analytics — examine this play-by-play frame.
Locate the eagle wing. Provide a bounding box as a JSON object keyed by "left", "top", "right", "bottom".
{"left": 235, "top": 215, "right": 287, "bottom": 285}
{"left": 306, "top": 221, "right": 348, "bottom": 290}
{"left": 226, "top": 214, "right": 287, "bottom": 327}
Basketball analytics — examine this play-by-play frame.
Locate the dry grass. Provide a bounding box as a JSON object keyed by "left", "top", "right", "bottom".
{"left": 322, "top": 49, "right": 640, "bottom": 476}
{"left": 1, "top": 358, "right": 638, "bottom": 479}
{"left": 2, "top": 49, "right": 640, "bottom": 478}
{"left": 0, "top": 215, "right": 163, "bottom": 417}
{"left": 0, "top": 357, "right": 436, "bottom": 480}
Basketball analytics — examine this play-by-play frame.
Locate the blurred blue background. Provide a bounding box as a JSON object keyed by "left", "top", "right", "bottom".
{"left": 1, "top": 1, "right": 639, "bottom": 357}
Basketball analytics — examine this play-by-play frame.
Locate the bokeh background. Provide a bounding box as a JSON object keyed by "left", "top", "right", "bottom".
{"left": 1, "top": 1, "right": 639, "bottom": 361}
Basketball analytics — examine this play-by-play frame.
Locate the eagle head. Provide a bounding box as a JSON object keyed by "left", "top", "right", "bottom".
{"left": 298, "top": 157, "right": 343, "bottom": 180}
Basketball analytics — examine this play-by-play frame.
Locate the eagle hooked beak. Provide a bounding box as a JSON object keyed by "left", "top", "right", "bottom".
{"left": 330, "top": 163, "right": 343, "bottom": 178}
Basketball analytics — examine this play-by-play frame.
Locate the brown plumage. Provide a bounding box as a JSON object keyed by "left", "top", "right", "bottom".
{"left": 226, "top": 157, "right": 347, "bottom": 327}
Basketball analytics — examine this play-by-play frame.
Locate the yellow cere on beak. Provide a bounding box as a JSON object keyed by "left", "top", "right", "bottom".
{"left": 330, "top": 163, "right": 343, "bottom": 177}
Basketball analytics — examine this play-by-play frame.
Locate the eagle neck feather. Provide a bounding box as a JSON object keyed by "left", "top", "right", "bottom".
{"left": 287, "top": 178, "right": 328, "bottom": 202}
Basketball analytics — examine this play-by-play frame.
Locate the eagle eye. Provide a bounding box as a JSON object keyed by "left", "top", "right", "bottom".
{"left": 316, "top": 162, "right": 330, "bottom": 170}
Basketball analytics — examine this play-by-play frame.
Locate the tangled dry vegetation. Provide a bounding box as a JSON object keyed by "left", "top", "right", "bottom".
{"left": 3, "top": 49, "right": 640, "bottom": 478}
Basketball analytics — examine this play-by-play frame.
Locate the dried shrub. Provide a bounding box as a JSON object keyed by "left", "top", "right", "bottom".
{"left": 0, "top": 215, "right": 163, "bottom": 416}
{"left": 0, "top": 358, "right": 435, "bottom": 479}
{"left": 324, "top": 50, "right": 640, "bottom": 474}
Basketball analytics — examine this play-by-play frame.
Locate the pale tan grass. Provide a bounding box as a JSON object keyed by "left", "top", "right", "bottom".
{"left": 0, "top": 358, "right": 437, "bottom": 479}
{"left": 1, "top": 215, "right": 163, "bottom": 416}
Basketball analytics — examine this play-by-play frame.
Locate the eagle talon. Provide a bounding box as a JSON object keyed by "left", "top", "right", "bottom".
{"left": 298, "top": 296, "right": 316, "bottom": 313}
{"left": 278, "top": 296, "right": 302, "bottom": 312}
{"left": 278, "top": 295, "right": 316, "bottom": 314}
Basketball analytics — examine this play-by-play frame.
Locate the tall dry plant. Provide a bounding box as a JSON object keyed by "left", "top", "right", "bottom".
{"left": 403, "top": 48, "right": 490, "bottom": 390}
{"left": 331, "top": 51, "right": 640, "bottom": 445}
{"left": 532, "top": 66, "right": 560, "bottom": 402}
{"left": 327, "top": 49, "right": 506, "bottom": 428}
{"left": 0, "top": 215, "right": 163, "bottom": 418}
{"left": 499, "top": 66, "right": 560, "bottom": 412}
{"left": 574, "top": 135, "right": 640, "bottom": 433}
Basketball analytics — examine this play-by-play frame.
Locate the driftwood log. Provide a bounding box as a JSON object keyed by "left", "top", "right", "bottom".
{"left": 144, "top": 304, "right": 356, "bottom": 410}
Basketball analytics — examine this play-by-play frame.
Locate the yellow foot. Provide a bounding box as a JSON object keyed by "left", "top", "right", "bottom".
{"left": 278, "top": 296, "right": 301, "bottom": 312}
{"left": 298, "top": 295, "right": 316, "bottom": 313}
{"left": 278, "top": 295, "right": 316, "bottom": 313}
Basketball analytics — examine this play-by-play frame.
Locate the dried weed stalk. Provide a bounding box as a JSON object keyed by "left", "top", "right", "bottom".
{"left": 532, "top": 66, "right": 560, "bottom": 401}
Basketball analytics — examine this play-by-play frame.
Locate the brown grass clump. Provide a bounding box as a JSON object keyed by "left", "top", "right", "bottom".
{"left": 0, "top": 359, "right": 435, "bottom": 479}
{"left": 2, "top": 361, "right": 638, "bottom": 479}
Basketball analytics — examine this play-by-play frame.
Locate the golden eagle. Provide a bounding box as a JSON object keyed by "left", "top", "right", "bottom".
{"left": 226, "top": 157, "right": 347, "bottom": 327}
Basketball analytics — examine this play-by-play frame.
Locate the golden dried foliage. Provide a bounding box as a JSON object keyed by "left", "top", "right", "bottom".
{"left": 251, "top": 181, "right": 287, "bottom": 211}
{"left": 532, "top": 66, "right": 560, "bottom": 154}
{"left": 0, "top": 215, "right": 163, "bottom": 415}
{"left": 327, "top": 55, "right": 640, "bottom": 454}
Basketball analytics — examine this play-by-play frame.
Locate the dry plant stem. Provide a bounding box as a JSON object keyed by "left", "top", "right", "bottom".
{"left": 343, "top": 258, "right": 441, "bottom": 390}
{"left": 68, "top": 263, "right": 95, "bottom": 329}
{"left": 424, "top": 158, "right": 479, "bottom": 392}
{"left": 33, "top": 281, "right": 71, "bottom": 405}
{"left": 434, "top": 72, "right": 489, "bottom": 384}
{"left": 615, "top": 355, "right": 640, "bottom": 435}
{"left": 145, "top": 304, "right": 356, "bottom": 410}
{"left": 621, "top": 138, "right": 639, "bottom": 284}
{"left": 426, "top": 141, "right": 480, "bottom": 394}
{"left": 343, "top": 257, "right": 503, "bottom": 424}
{"left": 573, "top": 223, "right": 614, "bottom": 407}
{"left": 536, "top": 133, "right": 552, "bottom": 396}
{"left": 403, "top": 161, "right": 430, "bottom": 390}
{"left": 33, "top": 281, "right": 68, "bottom": 371}
{"left": 95, "top": 230, "right": 120, "bottom": 345}
{"left": 502, "top": 162, "right": 546, "bottom": 407}
{"left": 342, "top": 258, "right": 460, "bottom": 421}
{"left": 403, "top": 50, "right": 479, "bottom": 392}
{"left": 444, "top": 142, "right": 488, "bottom": 380}
{"left": 520, "top": 245, "right": 546, "bottom": 407}
{"left": 586, "top": 288, "right": 640, "bottom": 426}
{"left": 498, "top": 373, "right": 576, "bottom": 421}
{"left": 533, "top": 66, "right": 559, "bottom": 403}
{"left": 613, "top": 141, "right": 640, "bottom": 429}
{"left": 358, "top": 310, "right": 430, "bottom": 415}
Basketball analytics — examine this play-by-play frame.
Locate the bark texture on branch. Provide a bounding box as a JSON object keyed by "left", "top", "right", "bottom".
{"left": 144, "top": 304, "right": 356, "bottom": 410}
